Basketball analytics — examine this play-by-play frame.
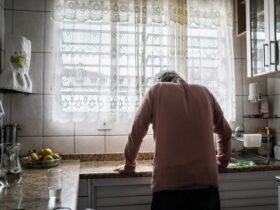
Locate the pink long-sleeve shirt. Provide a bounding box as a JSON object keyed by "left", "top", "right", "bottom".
{"left": 124, "top": 79, "right": 232, "bottom": 192}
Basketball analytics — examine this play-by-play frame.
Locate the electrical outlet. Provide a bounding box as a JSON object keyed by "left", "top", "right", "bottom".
{"left": 97, "top": 121, "right": 112, "bottom": 130}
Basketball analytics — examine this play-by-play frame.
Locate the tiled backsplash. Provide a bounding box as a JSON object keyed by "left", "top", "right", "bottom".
{"left": 1, "top": 0, "right": 280, "bottom": 155}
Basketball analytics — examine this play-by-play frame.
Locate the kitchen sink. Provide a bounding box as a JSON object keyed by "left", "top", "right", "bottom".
{"left": 230, "top": 152, "right": 268, "bottom": 166}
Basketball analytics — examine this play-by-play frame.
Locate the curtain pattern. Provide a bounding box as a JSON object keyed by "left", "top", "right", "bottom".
{"left": 52, "top": 0, "right": 188, "bottom": 122}
{"left": 52, "top": 0, "right": 235, "bottom": 123}
{"left": 187, "top": 0, "right": 235, "bottom": 121}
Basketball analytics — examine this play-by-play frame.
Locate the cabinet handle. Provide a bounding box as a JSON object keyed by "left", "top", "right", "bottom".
{"left": 263, "top": 43, "right": 269, "bottom": 67}
{"left": 270, "top": 41, "right": 276, "bottom": 65}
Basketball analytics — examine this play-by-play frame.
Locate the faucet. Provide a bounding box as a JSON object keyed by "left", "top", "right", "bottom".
{"left": 0, "top": 100, "right": 4, "bottom": 120}
{"left": 265, "top": 126, "right": 270, "bottom": 165}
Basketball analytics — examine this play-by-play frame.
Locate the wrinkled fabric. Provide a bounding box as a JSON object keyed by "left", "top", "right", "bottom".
{"left": 124, "top": 79, "right": 231, "bottom": 192}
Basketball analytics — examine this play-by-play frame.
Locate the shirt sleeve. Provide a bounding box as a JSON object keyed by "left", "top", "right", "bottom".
{"left": 124, "top": 88, "right": 154, "bottom": 171}
{"left": 209, "top": 90, "right": 232, "bottom": 169}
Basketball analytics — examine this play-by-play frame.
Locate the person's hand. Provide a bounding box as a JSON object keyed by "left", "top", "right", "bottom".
{"left": 114, "top": 165, "right": 135, "bottom": 175}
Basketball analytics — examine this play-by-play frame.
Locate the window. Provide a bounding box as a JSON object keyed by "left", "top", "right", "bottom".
{"left": 52, "top": 0, "right": 234, "bottom": 123}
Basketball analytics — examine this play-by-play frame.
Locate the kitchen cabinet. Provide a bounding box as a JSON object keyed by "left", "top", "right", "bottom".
{"left": 246, "top": 0, "right": 280, "bottom": 77}
{"left": 81, "top": 171, "right": 279, "bottom": 210}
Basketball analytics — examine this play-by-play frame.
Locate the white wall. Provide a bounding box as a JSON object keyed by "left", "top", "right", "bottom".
{"left": 0, "top": 0, "right": 4, "bottom": 126}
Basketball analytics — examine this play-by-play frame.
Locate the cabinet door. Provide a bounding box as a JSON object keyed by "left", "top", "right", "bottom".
{"left": 246, "top": 0, "right": 271, "bottom": 77}
{"left": 270, "top": 0, "right": 280, "bottom": 71}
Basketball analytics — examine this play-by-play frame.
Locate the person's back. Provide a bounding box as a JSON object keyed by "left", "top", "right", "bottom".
{"left": 151, "top": 81, "right": 221, "bottom": 192}
{"left": 115, "top": 71, "right": 231, "bottom": 210}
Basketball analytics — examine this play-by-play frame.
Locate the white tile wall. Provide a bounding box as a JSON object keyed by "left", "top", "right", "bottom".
{"left": 43, "top": 95, "right": 74, "bottom": 136}
{"left": 44, "top": 12, "right": 53, "bottom": 52}
{"left": 14, "top": 0, "right": 45, "bottom": 11}
{"left": 140, "top": 135, "right": 155, "bottom": 153}
{"left": 46, "top": 0, "right": 54, "bottom": 12}
{"left": 75, "top": 136, "right": 105, "bottom": 154}
{"left": 18, "top": 137, "right": 43, "bottom": 156}
{"left": 105, "top": 136, "right": 127, "bottom": 153}
{"left": 44, "top": 53, "right": 53, "bottom": 94}
{"left": 30, "top": 53, "right": 44, "bottom": 94}
{"left": 43, "top": 136, "right": 74, "bottom": 154}
{"left": 13, "top": 11, "right": 44, "bottom": 52}
{"left": 234, "top": 59, "right": 242, "bottom": 95}
{"left": 0, "top": 0, "right": 4, "bottom": 8}
{"left": 11, "top": 94, "right": 43, "bottom": 136}
{"left": 4, "top": 10, "right": 12, "bottom": 36}
{"left": 268, "top": 77, "right": 280, "bottom": 95}
{"left": 4, "top": 0, "right": 12, "bottom": 9}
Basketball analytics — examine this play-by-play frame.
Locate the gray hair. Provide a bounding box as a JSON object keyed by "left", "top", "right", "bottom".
{"left": 156, "top": 71, "right": 181, "bottom": 83}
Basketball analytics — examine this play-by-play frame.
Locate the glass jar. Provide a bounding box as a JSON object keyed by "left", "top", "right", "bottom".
{"left": 0, "top": 143, "right": 23, "bottom": 188}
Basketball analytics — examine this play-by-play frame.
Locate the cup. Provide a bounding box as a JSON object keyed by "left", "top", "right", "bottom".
{"left": 47, "top": 168, "right": 62, "bottom": 200}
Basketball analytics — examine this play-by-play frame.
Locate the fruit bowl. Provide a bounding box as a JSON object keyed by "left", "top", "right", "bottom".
{"left": 21, "top": 156, "right": 61, "bottom": 169}
{"left": 21, "top": 148, "right": 62, "bottom": 169}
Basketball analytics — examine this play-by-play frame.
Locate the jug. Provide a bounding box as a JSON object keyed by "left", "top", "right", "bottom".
{"left": 0, "top": 143, "right": 23, "bottom": 188}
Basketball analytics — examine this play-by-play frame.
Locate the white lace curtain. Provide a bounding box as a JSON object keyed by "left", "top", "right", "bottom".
{"left": 52, "top": 0, "right": 235, "bottom": 123}
{"left": 187, "top": 0, "right": 235, "bottom": 121}
{"left": 52, "top": 0, "right": 188, "bottom": 122}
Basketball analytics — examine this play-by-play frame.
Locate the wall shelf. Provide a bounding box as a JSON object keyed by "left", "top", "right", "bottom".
{"left": 243, "top": 115, "right": 280, "bottom": 119}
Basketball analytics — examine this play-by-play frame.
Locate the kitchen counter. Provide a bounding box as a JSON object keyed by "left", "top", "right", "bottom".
{"left": 80, "top": 159, "right": 280, "bottom": 179}
{"left": 2, "top": 154, "right": 280, "bottom": 210}
{"left": 0, "top": 160, "right": 80, "bottom": 210}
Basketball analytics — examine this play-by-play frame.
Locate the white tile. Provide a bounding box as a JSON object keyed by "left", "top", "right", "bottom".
{"left": 0, "top": 6, "right": 4, "bottom": 51}
{"left": 268, "top": 95, "right": 280, "bottom": 117}
{"left": 75, "top": 121, "right": 106, "bottom": 136}
{"left": 43, "top": 95, "right": 74, "bottom": 136}
{"left": 13, "top": 11, "right": 45, "bottom": 52}
{"left": 105, "top": 120, "right": 132, "bottom": 135}
{"left": 17, "top": 137, "right": 43, "bottom": 156}
{"left": 243, "top": 118, "right": 268, "bottom": 133}
{"left": 233, "top": 33, "right": 242, "bottom": 59}
{"left": 75, "top": 136, "right": 105, "bottom": 154}
{"left": 243, "top": 96, "right": 260, "bottom": 116}
{"left": 14, "top": 0, "right": 45, "bottom": 11}
{"left": 46, "top": 0, "right": 54, "bottom": 12}
{"left": 45, "top": 12, "right": 54, "bottom": 52}
{"left": 268, "top": 77, "right": 280, "bottom": 95}
{"left": 2, "top": 94, "right": 10, "bottom": 124}
{"left": 11, "top": 94, "right": 43, "bottom": 136}
{"left": 234, "top": 58, "right": 242, "bottom": 95}
{"left": 0, "top": 0, "right": 4, "bottom": 7}
{"left": 30, "top": 53, "right": 44, "bottom": 94}
{"left": 242, "top": 58, "right": 267, "bottom": 95}
{"left": 4, "top": 0, "right": 12, "bottom": 9}
{"left": 241, "top": 34, "right": 247, "bottom": 59}
{"left": 4, "top": 10, "right": 12, "bottom": 36}
{"left": 268, "top": 119, "right": 280, "bottom": 133}
{"left": 274, "top": 133, "right": 280, "bottom": 145}
{"left": 139, "top": 135, "right": 154, "bottom": 153}
{"left": 44, "top": 53, "right": 53, "bottom": 94}
{"left": 234, "top": 95, "right": 243, "bottom": 130}
{"left": 43, "top": 136, "right": 74, "bottom": 154}
{"left": 105, "top": 135, "right": 127, "bottom": 153}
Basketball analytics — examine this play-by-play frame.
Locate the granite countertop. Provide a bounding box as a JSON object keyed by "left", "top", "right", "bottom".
{"left": 0, "top": 160, "right": 80, "bottom": 210}
{"left": 79, "top": 158, "right": 280, "bottom": 179}
{"left": 2, "top": 154, "right": 280, "bottom": 210}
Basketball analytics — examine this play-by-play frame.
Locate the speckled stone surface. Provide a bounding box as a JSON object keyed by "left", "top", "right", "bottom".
{"left": 0, "top": 160, "right": 80, "bottom": 210}
{"left": 79, "top": 158, "right": 280, "bottom": 179}
{"left": 62, "top": 152, "right": 153, "bottom": 162}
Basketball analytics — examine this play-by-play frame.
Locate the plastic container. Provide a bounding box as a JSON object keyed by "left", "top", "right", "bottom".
{"left": 274, "top": 146, "right": 280, "bottom": 160}
{"left": 243, "top": 134, "right": 262, "bottom": 148}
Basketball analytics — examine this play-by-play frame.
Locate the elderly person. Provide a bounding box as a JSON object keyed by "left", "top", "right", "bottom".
{"left": 115, "top": 71, "right": 231, "bottom": 210}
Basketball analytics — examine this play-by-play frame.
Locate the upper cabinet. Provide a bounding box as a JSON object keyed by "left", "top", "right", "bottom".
{"left": 246, "top": 0, "right": 280, "bottom": 77}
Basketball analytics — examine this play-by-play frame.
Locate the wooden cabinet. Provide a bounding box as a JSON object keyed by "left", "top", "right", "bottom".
{"left": 78, "top": 171, "right": 279, "bottom": 210}
{"left": 246, "top": 0, "right": 280, "bottom": 77}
